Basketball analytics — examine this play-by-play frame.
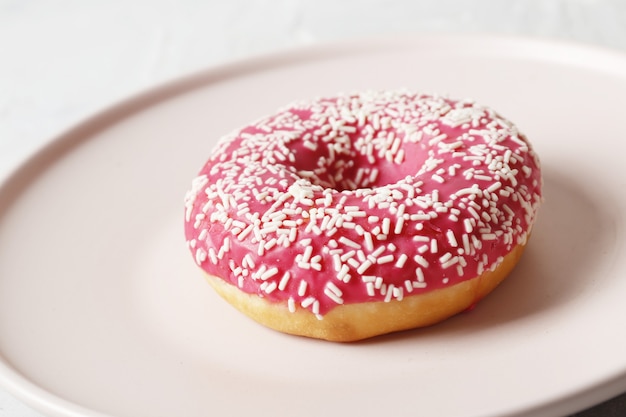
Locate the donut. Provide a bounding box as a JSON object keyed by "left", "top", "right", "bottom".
{"left": 184, "top": 90, "right": 542, "bottom": 342}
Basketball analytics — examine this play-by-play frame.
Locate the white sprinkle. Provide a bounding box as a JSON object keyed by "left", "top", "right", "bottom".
{"left": 332, "top": 254, "right": 342, "bottom": 272}
{"left": 384, "top": 285, "right": 394, "bottom": 302}
{"left": 337, "top": 264, "right": 351, "bottom": 283}
{"left": 472, "top": 235, "right": 483, "bottom": 249}
{"left": 298, "top": 280, "right": 308, "bottom": 296}
{"left": 264, "top": 238, "right": 277, "bottom": 250}
{"left": 374, "top": 276, "right": 384, "bottom": 289}
{"left": 278, "top": 271, "right": 291, "bottom": 291}
{"left": 243, "top": 253, "right": 255, "bottom": 269}
{"left": 263, "top": 281, "right": 278, "bottom": 294}
{"left": 208, "top": 248, "right": 218, "bottom": 264}
{"left": 394, "top": 217, "right": 405, "bottom": 234}
{"left": 393, "top": 286, "right": 404, "bottom": 301}
{"left": 377, "top": 254, "right": 394, "bottom": 264}
{"left": 324, "top": 288, "right": 344, "bottom": 304}
{"left": 414, "top": 255, "right": 429, "bottom": 268}
{"left": 487, "top": 181, "right": 502, "bottom": 192}
{"left": 237, "top": 224, "right": 254, "bottom": 241}
{"left": 394, "top": 149, "right": 405, "bottom": 164}
{"left": 361, "top": 275, "right": 376, "bottom": 283}
{"left": 439, "top": 252, "right": 452, "bottom": 264}
{"left": 341, "top": 221, "right": 356, "bottom": 229}
{"left": 357, "top": 259, "right": 373, "bottom": 274}
{"left": 462, "top": 233, "right": 471, "bottom": 254}
{"left": 502, "top": 203, "right": 515, "bottom": 217}
{"left": 363, "top": 232, "right": 374, "bottom": 252}
{"left": 382, "top": 218, "right": 391, "bottom": 235}
{"left": 339, "top": 236, "right": 361, "bottom": 249}
{"left": 455, "top": 185, "right": 482, "bottom": 197}
{"left": 430, "top": 239, "right": 438, "bottom": 253}
{"left": 395, "top": 253, "right": 408, "bottom": 268}
{"left": 340, "top": 250, "right": 356, "bottom": 262}
{"left": 446, "top": 230, "right": 458, "bottom": 247}
{"left": 411, "top": 213, "right": 430, "bottom": 221}
{"left": 297, "top": 261, "right": 311, "bottom": 270}
{"left": 301, "top": 297, "right": 315, "bottom": 308}
{"left": 415, "top": 267, "right": 425, "bottom": 282}
{"left": 428, "top": 133, "right": 448, "bottom": 145}
{"left": 467, "top": 206, "right": 480, "bottom": 219}
{"left": 372, "top": 245, "right": 386, "bottom": 258}
{"left": 254, "top": 265, "right": 267, "bottom": 280}
{"left": 322, "top": 282, "right": 342, "bottom": 305}
{"left": 260, "top": 267, "right": 279, "bottom": 280}
{"left": 432, "top": 174, "right": 445, "bottom": 183}
{"left": 464, "top": 218, "right": 474, "bottom": 233}
{"left": 301, "top": 245, "right": 313, "bottom": 263}
{"left": 442, "top": 256, "right": 459, "bottom": 269}
{"left": 195, "top": 248, "right": 207, "bottom": 265}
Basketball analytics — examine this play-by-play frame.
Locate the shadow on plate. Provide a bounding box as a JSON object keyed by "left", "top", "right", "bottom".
{"left": 359, "top": 166, "right": 619, "bottom": 344}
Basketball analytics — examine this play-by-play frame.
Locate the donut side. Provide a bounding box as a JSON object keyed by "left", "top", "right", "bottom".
{"left": 204, "top": 242, "right": 526, "bottom": 342}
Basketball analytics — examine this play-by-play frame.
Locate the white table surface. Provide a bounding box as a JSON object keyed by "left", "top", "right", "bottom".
{"left": 1, "top": 1, "right": 626, "bottom": 416}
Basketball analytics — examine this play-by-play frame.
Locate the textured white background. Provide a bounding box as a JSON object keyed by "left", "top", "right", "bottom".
{"left": 1, "top": 1, "right": 626, "bottom": 416}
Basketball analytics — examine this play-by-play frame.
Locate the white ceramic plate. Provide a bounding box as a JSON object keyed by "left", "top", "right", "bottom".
{"left": 1, "top": 35, "right": 626, "bottom": 417}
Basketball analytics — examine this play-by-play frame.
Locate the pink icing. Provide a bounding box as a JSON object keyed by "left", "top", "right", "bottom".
{"left": 184, "top": 91, "right": 542, "bottom": 317}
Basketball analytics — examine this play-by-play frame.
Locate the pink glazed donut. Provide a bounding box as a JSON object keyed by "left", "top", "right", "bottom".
{"left": 184, "top": 91, "right": 542, "bottom": 342}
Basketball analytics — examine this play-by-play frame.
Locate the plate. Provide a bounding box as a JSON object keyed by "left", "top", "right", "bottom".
{"left": 1, "top": 35, "right": 626, "bottom": 417}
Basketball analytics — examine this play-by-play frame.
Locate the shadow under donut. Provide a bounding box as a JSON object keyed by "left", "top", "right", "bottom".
{"left": 363, "top": 165, "right": 619, "bottom": 343}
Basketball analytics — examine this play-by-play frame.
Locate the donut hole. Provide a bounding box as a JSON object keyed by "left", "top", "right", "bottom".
{"left": 290, "top": 134, "right": 428, "bottom": 192}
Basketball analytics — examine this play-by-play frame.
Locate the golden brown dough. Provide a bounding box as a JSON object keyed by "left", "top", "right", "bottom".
{"left": 205, "top": 243, "right": 526, "bottom": 342}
